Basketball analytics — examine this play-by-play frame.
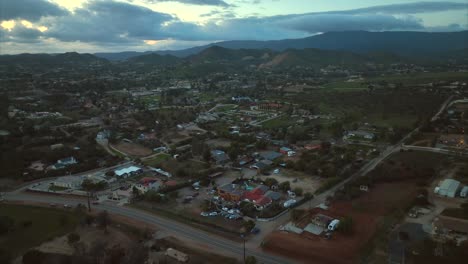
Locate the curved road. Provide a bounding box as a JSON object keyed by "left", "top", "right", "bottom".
{"left": 4, "top": 191, "right": 292, "bottom": 264}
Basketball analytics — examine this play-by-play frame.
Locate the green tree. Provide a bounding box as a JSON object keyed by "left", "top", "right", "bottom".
{"left": 293, "top": 187, "right": 303, "bottom": 197}
{"left": 96, "top": 210, "right": 110, "bottom": 233}
{"left": 67, "top": 232, "right": 80, "bottom": 245}
{"left": 82, "top": 179, "right": 107, "bottom": 211}
{"left": 279, "top": 181, "right": 291, "bottom": 192}
{"left": 338, "top": 216, "right": 354, "bottom": 235}
{"left": 203, "top": 148, "right": 212, "bottom": 162}
{"left": 246, "top": 256, "right": 257, "bottom": 264}
{"left": 291, "top": 209, "right": 304, "bottom": 221}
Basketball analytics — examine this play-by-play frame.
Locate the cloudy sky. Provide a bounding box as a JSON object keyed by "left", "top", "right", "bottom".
{"left": 0, "top": 0, "right": 467, "bottom": 54}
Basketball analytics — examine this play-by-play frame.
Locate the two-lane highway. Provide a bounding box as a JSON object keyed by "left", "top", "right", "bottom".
{"left": 4, "top": 191, "right": 293, "bottom": 264}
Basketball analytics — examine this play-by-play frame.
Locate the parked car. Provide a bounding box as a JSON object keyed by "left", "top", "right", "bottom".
{"left": 273, "top": 169, "right": 280, "bottom": 174}
{"left": 283, "top": 199, "right": 297, "bottom": 208}
{"left": 49, "top": 203, "right": 57, "bottom": 207}
{"left": 251, "top": 227, "right": 261, "bottom": 234}
{"left": 200, "top": 212, "right": 210, "bottom": 217}
{"left": 209, "top": 212, "right": 218, "bottom": 216}
{"left": 63, "top": 204, "right": 72, "bottom": 209}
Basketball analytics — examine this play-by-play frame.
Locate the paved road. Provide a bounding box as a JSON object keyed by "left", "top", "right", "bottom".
{"left": 4, "top": 191, "right": 293, "bottom": 264}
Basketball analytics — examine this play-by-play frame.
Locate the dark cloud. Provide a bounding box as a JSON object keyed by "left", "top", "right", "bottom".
{"left": 0, "top": 0, "right": 466, "bottom": 50}
{"left": 145, "top": 0, "right": 230, "bottom": 7}
{"left": 344, "top": 1, "right": 468, "bottom": 15}
{"left": 0, "top": 0, "right": 69, "bottom": 21}
{"left": 45, "top": 0, "right": 174, "bottom": 43}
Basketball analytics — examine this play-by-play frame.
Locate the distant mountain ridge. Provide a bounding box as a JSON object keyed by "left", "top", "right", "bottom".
{"left": 93, "top": 31, "right": 468, "bottom": 60}
{"left": 0, "top": 52, "right": 106, "bottom": 65}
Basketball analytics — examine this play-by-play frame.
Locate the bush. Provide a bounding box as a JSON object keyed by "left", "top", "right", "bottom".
{"left": 67, "top": 232, "right": 80, "bottom": 244}
{"left": 293, "top": 187, "right": 303, "bottom": 196}
{"left": 338, "top": 216, "right": 354, "bottom": 235}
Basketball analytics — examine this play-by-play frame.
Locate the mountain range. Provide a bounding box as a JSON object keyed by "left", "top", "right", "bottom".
{"left": 94, "top": 31, "right": 468, "bottom": 61}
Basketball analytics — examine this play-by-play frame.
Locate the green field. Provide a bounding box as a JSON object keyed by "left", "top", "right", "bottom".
{"left": 325, "top": 71, "right": 468, "bottom": 90}
{"left": 0, "top": 204, "right": 79, "bottom": 258}
{"left": 262, "top": 116, "right": 296, "bottom": 129}
{"left": 143, "top": 153, "right": 171, "bottom": 167}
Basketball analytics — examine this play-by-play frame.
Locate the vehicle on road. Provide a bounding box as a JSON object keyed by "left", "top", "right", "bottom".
{"left": 63, "top": 204, "right": 72, "bottom": 208}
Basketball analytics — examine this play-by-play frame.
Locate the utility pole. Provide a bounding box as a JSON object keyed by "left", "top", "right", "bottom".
{"left": 240, "top": 233, "right": 246, "bottom": 263}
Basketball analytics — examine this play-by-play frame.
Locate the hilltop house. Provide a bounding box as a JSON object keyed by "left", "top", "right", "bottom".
{"left": 52, "top": 157, "right": 78, "bottom": 170}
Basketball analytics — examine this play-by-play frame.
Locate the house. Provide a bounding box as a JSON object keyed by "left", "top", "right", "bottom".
{"left": 57, "top": 157, "right": 77, "bottom": 165}
{"left": 259, "top": 151, "right": 282, "bottom": 161}
{"left": 344, "top": 130, "right": 375, "bottom": 140}
{"left": 311, "top": 213, "right": 334, "bottom": 228}
{"left": 265, "top": 190, "right": 282, "bottom": 201}
{"left": 435, "top": 179, "right": 461, "bottom": 198}
{"left": 149, "top": 167, "right": 172, "bottom": 178}
{"left": 52, "top": 157, "right": 78, "bottom": 170}
{"left": 52, "top": 176, "right": 83, "bottom": 189}
{"left": 279, "top": 147, "right": 292, "bottom": 155}
{"left": 134, "top": 177, "right": 161, "bottom": 193}
{"left": 114, "top": 166, "right": 143, "bottom": 178}
{"left": 251, "top": 160, "right": 272, "bottom": 170}
{"left": 96, "top": 130, "right": 111, "bottom": 141}
{"left": 243, "top": 185, "right": 272, "bottom": 210}
{"left": 211, "top": 150, "right": 229, "bottom": 164}
{"left": 217, "top": 183, "right": 244, "bottom": 202}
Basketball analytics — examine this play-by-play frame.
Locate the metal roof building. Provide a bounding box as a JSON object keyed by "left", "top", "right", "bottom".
{"left": 437, "top": 179, "right": 461, "bottom": 198}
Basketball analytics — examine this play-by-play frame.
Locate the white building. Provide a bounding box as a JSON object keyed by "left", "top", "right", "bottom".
{"left": 52, "top": 176, "right": 83, "bottom": 189}
{"left": 435, "top": 179, "right": 461, "bottom": 198}
{"left": 114, "top": 166, "right": 143, "bottom": 178}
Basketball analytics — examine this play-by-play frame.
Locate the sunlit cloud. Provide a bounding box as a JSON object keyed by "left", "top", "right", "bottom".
{"left": 21, "top": 20, "right": 33, "bottom": 28}
{"left": 37, "top": 26, "right": 49, "bottom": 32}
{"left": 1, "top": 20, "right": 16, "bottom": 31}
{"left": 144, "top": 39, "right": 159, "bottom": 45}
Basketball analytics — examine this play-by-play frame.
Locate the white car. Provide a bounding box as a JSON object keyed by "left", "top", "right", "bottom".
{"left": 283, "top": 199, "right": 297, "bottom": 208}
{"left": 209, "top": 212, "right": 218, "bottom": 216}
{"left": 200, "top": 212, "right": 210, "bottom": 217}
{"left": 273, "top": 169, "right": 280, "bottom": 174}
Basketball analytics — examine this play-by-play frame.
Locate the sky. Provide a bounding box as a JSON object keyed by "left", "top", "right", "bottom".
{"left": 0, "top": 0, "right": 467, "bottom": 54}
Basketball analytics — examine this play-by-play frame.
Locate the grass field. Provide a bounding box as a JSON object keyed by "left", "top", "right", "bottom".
{"left": 262, "top": 115, "right": 296, "bottom": 129}
{"left": 324, "top": 71, "right": 468, "bottom": 90}
{"left": 0, "top": 204, "right": 79, "bottom": 258}
{"left": 143, "top": 153, "right": 171, "bottom": 167}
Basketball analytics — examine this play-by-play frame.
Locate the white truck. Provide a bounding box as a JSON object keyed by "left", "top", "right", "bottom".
{"left": 328, "top": 219, "right": 340, "bottom": 231}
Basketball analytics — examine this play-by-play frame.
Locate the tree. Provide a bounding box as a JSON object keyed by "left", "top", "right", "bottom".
{"left": 338, "top": 216, "right": 354, "bottom": 235}
{"left": 291, "top": 209, "right": 304, "bottom": 221}
{"left": 22, "top": 250, "right": 46, "bottom": 264}
{"left": 0, "top": 215, "right": 14, "bottom": 235}
{"left": 264, "top": 177, "right": 278, "bottom": 187}
{"left": 293, "top": 187, "right": 303, "bottom": 197}
{"left": 279, "top": 181, "right": 291, "bottom": 192}
{"left": 242, "top": 220, "right": 256, "bottom": 233}
{"left": 96, "top": 210, "right": 110, "bottom": 233}
{"left": 67, "top": 232, "right": 80, "bottom": 245}
{"left": 82, "top": 179, "right": 107, "bottom": 212}
{"left": 203, "top": 148, "right": 212, "bottom": 162}
{"left": 246, "top": 256, "right": 257, "bottom": 264}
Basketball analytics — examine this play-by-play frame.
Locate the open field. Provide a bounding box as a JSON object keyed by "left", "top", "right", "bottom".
{"left": 111, "top": 141, "right": 152, "bottom": 157}
{"left": 262, "top": 115, "right": 296, "bottom": 129}
{"left": 143, "top": 153, "right": 171, "bottom": 167}
{"left": 324, "top": 71, "right": 468, "bottom": 90}
{"left": 0, "top": 204, "right": 79, "bottom": 258}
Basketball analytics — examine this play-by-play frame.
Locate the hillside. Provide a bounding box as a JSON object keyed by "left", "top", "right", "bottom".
{"left": 127, "top": 53, "right": 183, "bottom": 66}
{"left": 93, "top": 31, "right": 468, "bottom": 60}
{"left": 0, "top": 52, "right": 107, "bottom": 65}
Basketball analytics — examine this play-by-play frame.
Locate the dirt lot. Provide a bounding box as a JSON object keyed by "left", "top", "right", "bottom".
{"left": 112, "top": 142, "right": 152, "bottom": 157}
{"left": 264, "top": 181, "right": 420, "bottom": 264}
